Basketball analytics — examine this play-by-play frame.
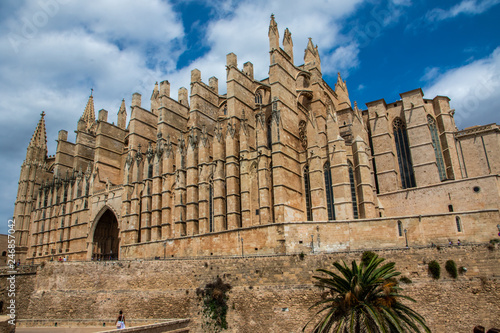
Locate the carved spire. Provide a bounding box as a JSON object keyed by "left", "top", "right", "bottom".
{"left": 26, "top": 111, "right": 48, "bottom": 163}
{"left": 268, "top": 14, "right": 279, "bottom": 50}
{"left": 117, "top": 98, "right": 127, "bottom": 129}
{"left": 80, "top": 93, "right": 96, "bottom": 132}
{"left": 304, "top": 38, "right": 321, "bottom": 72}
{"left": 151, "top": 82, "right": 159, "bottom": 115}
{"left": 283, "top": 27, "right": 293, "bottom": 62}
{"left": 335, "top": 72, "right": 350, "bottom": 105}
{"left": 29, "top": 111, "right": 47, "bottom": 149}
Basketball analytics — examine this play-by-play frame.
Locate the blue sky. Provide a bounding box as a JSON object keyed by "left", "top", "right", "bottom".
{"left": 0, "top": 0, "right": 499, "bottom": 235}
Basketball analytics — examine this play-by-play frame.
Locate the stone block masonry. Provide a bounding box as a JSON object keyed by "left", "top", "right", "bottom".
{"left": 3, "top": 244, "right": 499, "bottom": 332}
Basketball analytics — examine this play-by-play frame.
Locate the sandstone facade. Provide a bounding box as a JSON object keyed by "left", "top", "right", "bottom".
{"left": 12, "top": 15, "right": 500, "bottom": 263}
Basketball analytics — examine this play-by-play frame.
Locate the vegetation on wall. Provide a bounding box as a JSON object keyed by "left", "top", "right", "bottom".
{"left": 445, "top": 260, "right": 458, "bottom": 279}
{"left": 361, "top": 250, "right": 376, "bottom": 266}
{"left": 196, "top": 277, "right": 232, "bottom": 332}
{"left": 428, "top": 260, "right": 441, "bottom": 279}
{"left": 304, "top": 254, "right": 430, "bottom": 332}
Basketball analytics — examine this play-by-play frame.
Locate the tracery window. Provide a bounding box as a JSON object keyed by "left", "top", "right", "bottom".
{"left": 255, "top": 92, "right": 262, "bottom": 104}
{"left": 324, "top": 162, "right": 335, "bottom": 220}
{"left": 304, "top": 165, "right": 313, "bottom": 221}
{"left": 348, "top": 161, "right": 358, "bottom": 219}
{"left": 428, "top": 115, "right": 446, "bottom": 181}
{"left": 393, "top": 117, "right": 416, "bottom": 189}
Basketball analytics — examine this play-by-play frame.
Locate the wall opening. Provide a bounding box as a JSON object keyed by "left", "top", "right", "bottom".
{"left": 92, "top": 209, "right": 119, "bottom": 260}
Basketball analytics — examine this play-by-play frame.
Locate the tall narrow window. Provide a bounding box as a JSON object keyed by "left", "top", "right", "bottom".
{"left": 428, "top": 116, "right": 446, "bottom": 181}
{"left": 304, "top": 165, "right": 313, "bottom": 221}
{"left": 348, "top": 162, "right": 358, "bottom": 219}
{"left": 209, "top": 179, "right": 214, "bottom": 233}
{"left": 397, "top": 221, "right": 403, "bottom": 237}
{"left": 323, "top": 162, "right": 335, "bottom": 220}
{"left": 456, "top": 216, "right": 462, "bottom": 232}
{"left": 63, "top": 186, "right": 68, "bottom": 202}
{"left": 267, "top": 118, "right": 272, "bottom": 149}
{"left": 393, "top": 118, "right": 416, "bottom": 189}
{"left": 148, "top": 164, "right": 153, "bottom": 178}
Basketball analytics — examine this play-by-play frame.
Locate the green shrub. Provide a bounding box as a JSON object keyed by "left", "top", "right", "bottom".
{"left": 490, "top": 239, "right": 500, "bottom": 244}
{"left": 428, "top": 260, "right": 440, "bottom": 279}
{"left": 361, "top": 251, "right": 377, "bottom": 266}
{"left": 445, "top": 260, "right": 458, "bottom": 279}
{"left": 196, "top": 277, "right": 232, "bottom": 332}
{"left": 399, "top": 276, "right": 412, "bottom": 284}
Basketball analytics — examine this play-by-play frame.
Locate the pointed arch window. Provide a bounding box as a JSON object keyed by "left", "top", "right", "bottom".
{"left": 428, "top": 116, "right": 446, "bottom": 181}
{"left": 348, "top": 161, "right": 358, "bottom": 219}
{"left": 456, "top": 216, "right": 462, "bottom": 232}
{"left": 304, "top": 165, "right": 313, "bottom": 221}
{"left": 324, "top": 162, "right": 335, "bottom": 220}
{"left": 393, "top": 118, "right": 416, "bottom": 189}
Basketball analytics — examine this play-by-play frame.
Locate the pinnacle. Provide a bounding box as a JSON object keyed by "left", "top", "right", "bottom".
{"left": 81, "top": 93, "right": 96, "bottom": 132}
{"left": 28, "top": 111, "right": 47, "bottom": 150}
{"left": 119, "top": 99, "right": 126, "bottom": 113}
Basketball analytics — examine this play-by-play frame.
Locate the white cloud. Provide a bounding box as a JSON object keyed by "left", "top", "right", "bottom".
{"left": 426, "top": 0, "right": 500, "bottom": 22}
{"left": 420, "top": 67, "right": 440, "bottom": 82}
{"left": 322, "top": 43, "right": 360, "bottom": 77}
{"left": 425, "top": 47, "right": 500, "bottom": 129}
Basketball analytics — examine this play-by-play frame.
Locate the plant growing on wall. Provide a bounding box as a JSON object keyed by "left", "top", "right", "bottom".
{"left": 428, "top": 260, "right": 440, "bottom": 279}
{"left": 304, "top": 254, "right": 430, "bottom": 332}
{"left": 445, "top": 260, "right": 458, "bottom": 279}
{"left": 196, "top": 277, "right": 232, "bottom": 332}
{"left": 361, "top": 250, "right": 376, "bottom": 266}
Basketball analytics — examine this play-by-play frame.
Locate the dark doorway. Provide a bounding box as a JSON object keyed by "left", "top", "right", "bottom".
{"left": 92, "top": 209, "right": 119, "bottom": 260}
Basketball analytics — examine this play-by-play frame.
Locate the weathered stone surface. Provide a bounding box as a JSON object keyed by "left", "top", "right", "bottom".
{"left": 2, "top": 245, "right": 499, "bottom": 332}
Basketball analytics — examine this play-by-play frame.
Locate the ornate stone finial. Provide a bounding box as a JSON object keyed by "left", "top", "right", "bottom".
{"left": 240, "top": 109, "right": 248, "bottom": 136}
{"left": 146, "top": 141, "right": 154, "bottom": 163}
{"left": 226, "top": 118, "right": 236, "bottom": 139}
{"left": 178, "top": 132, "right": 186, "bottom": 154}
{"left": 125, "top": 150, "right": 133, "bottom": 167}
{"left": 164, "top": 135, "right": 172, "bottom": 158}
{"left": 156, "top": 136, "right": 163, "bottom": 159}
{"left": 200, "top": 125, "right": 208, "bottom": 147}
{"left": 188, "top": 127, "right": 198, "bottom": 149}
{"left": 214, "top": 120, "right": 223, "bottom": 143}
{"left": 299, "top": 120, "right": 308, "bottom": 150}
{"left": 135, "top": 144, "right": 143, "bottom": 165}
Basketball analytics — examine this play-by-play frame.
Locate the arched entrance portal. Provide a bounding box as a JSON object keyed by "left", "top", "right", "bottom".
{"left": 92, "top": 209, "right": 119, "bottom": 260}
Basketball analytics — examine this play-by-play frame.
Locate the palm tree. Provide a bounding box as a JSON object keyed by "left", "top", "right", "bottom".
{"left": 303, "top": 255, "right": 431, "bottom": 333}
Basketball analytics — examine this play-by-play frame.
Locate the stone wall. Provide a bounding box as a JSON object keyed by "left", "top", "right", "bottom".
{"left": 120, "top": 209, "right": 500, "bottom": 259}
{"left": 4, "top": 244, "right": 500, "bottom": 332}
